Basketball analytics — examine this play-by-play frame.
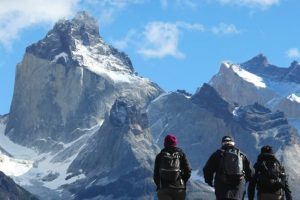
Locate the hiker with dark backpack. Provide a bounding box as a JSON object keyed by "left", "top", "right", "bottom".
{"left": 153, "top": 134, "right": 191, "bottom": 200}
{"left": 248, "top": 145, "right": 292, "bottom": 200}
{"left": 203, "top": 136, "right": 253, "bottom": 200}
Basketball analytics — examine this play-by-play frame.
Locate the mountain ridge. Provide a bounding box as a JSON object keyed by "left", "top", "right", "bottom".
{"left": 1, "top": 11, "right": 300, "bottom": 200}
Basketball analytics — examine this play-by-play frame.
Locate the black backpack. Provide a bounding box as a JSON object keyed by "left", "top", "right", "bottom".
{"left": 159, "top": 151, "right": 181, "bottom": 182}
{"left": 219, "top": 148, "right": 245, "bottom": 185}
{"left": 256, "top": 158, "right": 284, "bottom": 192}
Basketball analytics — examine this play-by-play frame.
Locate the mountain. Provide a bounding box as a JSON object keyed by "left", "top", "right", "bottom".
{"left": 209, "top": 55, "right": 300, "bottom": 130}
{"left": 148, "top": 84, "right": 300, "bottom": 198}
{"left": 65, "top": 98, "right": 159, "bottom": 200}
{"left": 5, "top": 11, "right": 162, "bottom": 152}
{"left": 2, "top": 11, "right": 162, "bottom": 200}
{"left": 0, "top": 171, "right": 39, "bottom": 200}
{"left": 2, "top": 11, "right": 300, "bottom": 200}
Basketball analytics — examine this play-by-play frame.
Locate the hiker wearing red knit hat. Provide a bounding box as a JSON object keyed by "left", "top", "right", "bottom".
{"left": 153, "top": 134, "right": 191, "bottom": 200}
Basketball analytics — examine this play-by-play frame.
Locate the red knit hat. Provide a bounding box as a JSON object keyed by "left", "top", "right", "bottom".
{"left": 164, "top": 134, "right": 177, "bottom": 147}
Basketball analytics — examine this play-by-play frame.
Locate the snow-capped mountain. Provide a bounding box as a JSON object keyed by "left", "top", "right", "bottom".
{"left": 0, "top": 171, "right": 38, "bottom": 200}
{"left": 209, "top": 54, "right": 300, "bottom": 130}
{"left": 148, "top": 84, "right": 300, "bottom": 199}
{"left": 5, "top": 11, "right": 162, "bottom": 152}
{"left": 2, "top": 11, "right": 162, "bottom": 200}
{"left": 2, "top": 11, "right": 300, "bottom": 200}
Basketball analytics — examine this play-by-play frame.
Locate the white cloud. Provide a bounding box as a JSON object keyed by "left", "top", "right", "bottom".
{"left": 218, "top": 0, "right": 280, "bottom": 8}
{"left": 0, "top": 0, "right": 79, "bottom": 49}
{"left": 138, "top": 22, "right": 184, "bottom": 59}
{"left": 211, "top": 23, "right": 240, "bottom": 35}
{"left": 111, "top": 29, "right": 138, "bottom": 50}
{"left": 287, "top": 48, "right": 300, "bottom": 59}
{"left": 137, "top": 21, "right": 205, "bottom": 59}
{"left": 0, "top": 0, "right": 146, "bottom": 49}
{"left": 85, "top": 0, "right": 145, "bottom": 25}
{"left": 160, "top": 0, "right": 198, "bottom": 9}
{"left": 176, "top": 22, "right": 205, "bottom": 32}
{"left": 114, "top": 21, "right": 241, "bottom": 59}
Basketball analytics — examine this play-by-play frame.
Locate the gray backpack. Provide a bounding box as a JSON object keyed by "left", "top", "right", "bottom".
{"left": 219, "top": 148, "right": 245, "bottom": 185}
{"left": 159, "top": 151, "right": 181, "bottom": 182}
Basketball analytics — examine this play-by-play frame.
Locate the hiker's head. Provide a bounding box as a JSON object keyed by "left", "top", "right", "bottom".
{"left": 221, "top": 135, "right": 235, "bottom": 147}
{"left": 164, "top": 134, "right": 177, "bottom": 147}
{"left": 261, "top": 145, "right": 273, "bottom": 154}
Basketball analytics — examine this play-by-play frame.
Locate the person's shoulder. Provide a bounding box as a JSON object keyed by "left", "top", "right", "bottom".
{"left": 173, "top": 147, "right": 185, "bottom": 156}
{"left": 234, "top": 147, "right": 247, "bottom": 156}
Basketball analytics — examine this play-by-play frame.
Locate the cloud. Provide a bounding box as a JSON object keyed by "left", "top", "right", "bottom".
{"left": 0, "top": 0, "right": 145, "bottom": 49}
{"left": 211, "top": 23, "right": 240, "bottom": 35}
{"left": 218, "top": 0, "right": 280, "bottom": 8}
{"left": 138, "top": 22, "right": 184, "bottom": 59}
{"left": 0, "top": 0, "right": 79, "bottom": 49}
{"left": 160, "top": 0, "right": 198, "bottom": 9}
{"left": 113, "top": 21, "right": 240, "bottom": 59}
{"left": 111, "top": 29, "right": 138, "bottom": 50}
{"left": 176, "top": 21, "right": 205, "bottom": 32}
{"left": 137, "top": 21, "right": 205, "bottom": 59}
{"left": 287, "top": 48, "right": 300, "bottom": 59}
{"left": 84, "top": 0, "right": 145, "bottom": 25}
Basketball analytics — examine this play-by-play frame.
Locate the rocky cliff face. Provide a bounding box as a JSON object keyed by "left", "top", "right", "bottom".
{"left": 148, "top": 84, "right": 300, "bottom": 198}
{"left": 5, "top": 11, "right": 162, "bottom": 152}
{"left": 0, "top": 171, "right": 39, "bottom": 200}
{"left": 64, "top": 98, "right": 159, "bottom": 200}
{"left": 210, "top": 55, "right": 300, "bottom": 127}
{"left": 2, "top": 12, "right": 300, "bottom": 200}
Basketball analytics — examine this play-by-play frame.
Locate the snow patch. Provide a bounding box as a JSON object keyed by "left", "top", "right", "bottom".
{"left": 0, "top": 121, "right": 37, "bottom": 159}
{"left": 232, "top": 106, "right": 240, "bottom": 117}
{"left": 230, "top": 64, "right": 266, "bottom": 88}
{"left": 72, "top": 40, "right": 132, "bottom": 83}
{"left": 51, "top": 52, "right": 68, "bottom": 63}
{"left": 191, "top": 170, "right": 204, "bottom": 182}
{"left": 0, "top": 119, "right": 33, "bottom": 177}
{"left": 0, "top": 119, "right": 102, "bottom": 190}
{"left": 0, "top": 153, "right": 33, "bottom": 177}
{"left": 287, "top": 94, "right": 300, "bottom": 103}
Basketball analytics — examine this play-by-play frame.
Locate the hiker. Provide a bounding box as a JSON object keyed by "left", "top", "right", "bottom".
{"left": 248, "top": 145, "right": 292, "bottom": 200}
{"left": 153, "top": 134, "right": 192, "bottom": 200}
{"left": 203, "top": 135, "right": 253, "bottom": 200}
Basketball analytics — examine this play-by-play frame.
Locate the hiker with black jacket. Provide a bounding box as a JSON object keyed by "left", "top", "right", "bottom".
{"left": 248, "top": 145, "right": 292, "bottom": 200}
{"left": 153, "top": 134, "right": 192, "bottom": 200}
{"left": 203, "top": 136, "right": 254, "bottom": 200}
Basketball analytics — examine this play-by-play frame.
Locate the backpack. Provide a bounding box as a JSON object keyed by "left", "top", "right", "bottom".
{"left": 219, "top": 148, "right": 245, "bottom": 185}
{"left": 159, "top": 151, "right": 181, "bottom": 182}
{"left": 256, "top": 158, "right": 284, "bottom": 192}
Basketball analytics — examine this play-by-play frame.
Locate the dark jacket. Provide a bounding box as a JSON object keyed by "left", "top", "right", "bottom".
{"left": 203, "top": 146, "right": 254, "bottom": 200}
{"left": 248, "top": 153, "right": 292, "bottom": 200}
{"left": 153, "top": 146, "right": 191, "bottom": 190}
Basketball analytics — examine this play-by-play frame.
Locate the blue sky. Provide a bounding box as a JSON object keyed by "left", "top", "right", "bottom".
{"left": 0, "top": 0, "right": 300, "bottom": 115}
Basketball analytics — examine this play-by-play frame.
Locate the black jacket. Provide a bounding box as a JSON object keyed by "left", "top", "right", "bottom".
{"left": 153, "top": 146, "right": 191, "bottom": 190}
{"left": 248, "top": 153, "right": 292, "bottom": 200}
{"left": 203, "top": 146, "right": 254, "bottom": 200}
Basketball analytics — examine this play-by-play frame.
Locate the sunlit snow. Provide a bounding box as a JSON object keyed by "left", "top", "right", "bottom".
{"left": 223, "top": 62, "right": 266, "bottom": 88}
{"left": 287, "top": 94, "right": 300, "bottom": 103}
{"left": 0, "top": 119, "right": 102, "bottom": 190}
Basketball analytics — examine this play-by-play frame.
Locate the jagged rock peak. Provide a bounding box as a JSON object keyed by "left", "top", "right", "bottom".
{"left": 192, "top": 83, "right": 234, "bottom": 120}
{"left": 242, "top": 54, "right": 269, "bottom": 69}
{"left": 26, "top": 11, "right": 101, "bottom": 57}
{"left": 289, "top": 60, "right": 300, "bottom": 68}
{"left": 53, "top": 11, "right": 100, "bottom": 41}
{"left": 110, "top": 98, "right": 148, "bottom": 128}
{"left": 26, "top": 11, "right": 134, "bottom": 71}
